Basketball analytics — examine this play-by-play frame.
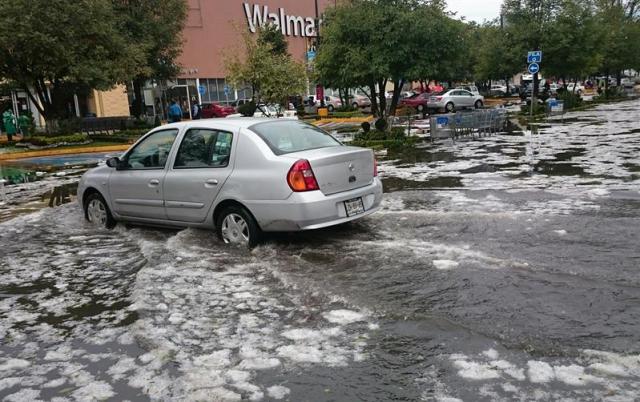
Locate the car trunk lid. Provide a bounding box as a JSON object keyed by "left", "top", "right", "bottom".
{"left": 284, "top": 146, "right": 374, "bottom": 195}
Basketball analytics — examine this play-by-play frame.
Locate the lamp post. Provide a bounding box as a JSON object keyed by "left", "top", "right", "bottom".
{"left": 314, "top": 0, "right": 325, "bottom": 107}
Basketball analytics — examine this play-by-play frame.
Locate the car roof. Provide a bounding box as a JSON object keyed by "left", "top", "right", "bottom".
{"left": 159, "top": 118, "right": 276, "bottom": 131}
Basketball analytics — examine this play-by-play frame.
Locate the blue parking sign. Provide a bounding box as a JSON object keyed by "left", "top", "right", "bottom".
{"left": 527, "top": 51, "right": 542, "bottom": 64}
{"left": 436, "top": 116, "right": 449, "bottom": 126}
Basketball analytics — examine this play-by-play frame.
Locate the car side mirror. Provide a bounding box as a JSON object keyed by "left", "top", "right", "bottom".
{"left": 106, "top": 157, "right": 125, "bottom": 170}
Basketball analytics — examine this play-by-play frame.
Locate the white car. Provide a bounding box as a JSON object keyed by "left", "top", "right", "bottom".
{"left": 428, "top": 89, "right": 484, "bottom": 112}
{"left": 489, "top": 85, "right": 507, "bottom": 96}
{"left": 566, "top": 83, "right": 585, "bottom": 94}
{"left": 324, "top": 96, "right": 342, "bottom": 112}
{"left": 226, "top": 104, "right": 297, "bottom": 119}
{"left": 78, "top": 119, "right": 383, "bottom": 247}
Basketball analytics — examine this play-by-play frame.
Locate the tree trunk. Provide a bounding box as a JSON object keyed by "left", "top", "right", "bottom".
{"left": 132, "top": 79, "right": 145, "bottom": 118}
{"left": 389, "top": 78, "right": 404, "bottom": 118}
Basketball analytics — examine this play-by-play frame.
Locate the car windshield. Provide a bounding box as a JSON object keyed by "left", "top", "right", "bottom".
{"left": 250, "top": 120, "right": 342, "bottom": 155}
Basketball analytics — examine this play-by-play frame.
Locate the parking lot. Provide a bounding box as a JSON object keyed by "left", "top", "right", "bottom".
{"left": 1, "top": 99, "right": 640, "bottom": 401}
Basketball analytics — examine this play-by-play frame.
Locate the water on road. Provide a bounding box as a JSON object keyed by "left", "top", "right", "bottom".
{"left": 1, "top": 100, "right": 639, "bottom": 401}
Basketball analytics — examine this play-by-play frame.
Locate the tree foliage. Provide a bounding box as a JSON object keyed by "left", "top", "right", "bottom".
{"left": 0, "top": 0, "right": 140, "bottom": 122}
{"left": 112, "top": 0, "right": 187, "bottom": 117}
{"left": 316, "top": 0, "right": 466, "bottom": 120}
{"left": 224, "top": 26, "right": 307, "bottom": 108}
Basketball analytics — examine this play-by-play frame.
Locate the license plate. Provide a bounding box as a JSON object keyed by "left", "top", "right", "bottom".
{"left": 344, "top": 197, "right": 365, "bottom": 217}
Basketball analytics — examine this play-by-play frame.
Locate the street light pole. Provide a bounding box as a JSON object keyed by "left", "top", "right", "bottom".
{"left": 314, "top": 0, "right": 325, "bottom": 107}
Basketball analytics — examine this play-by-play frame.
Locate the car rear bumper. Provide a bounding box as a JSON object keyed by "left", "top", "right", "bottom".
{"left": 245, "top": 178, "right": 383, "bottom": 231}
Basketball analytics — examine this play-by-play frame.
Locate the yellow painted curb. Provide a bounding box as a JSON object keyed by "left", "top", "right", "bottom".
{"left": 0, "top": 145, "right": 130, "bottom": 161}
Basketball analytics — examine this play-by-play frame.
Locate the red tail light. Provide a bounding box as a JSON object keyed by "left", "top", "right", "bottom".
{"left": 287, "top": 159, "right": 319, "bottom": 192}
{"left": 374, "top": 156, "right": 378, "bottom": 177}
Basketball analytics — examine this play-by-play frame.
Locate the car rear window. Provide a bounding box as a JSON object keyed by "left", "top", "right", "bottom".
{"left": 250, "top": 120, "right": 342, "bottom": 155}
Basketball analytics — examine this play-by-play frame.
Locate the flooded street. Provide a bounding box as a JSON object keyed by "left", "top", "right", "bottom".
{"left": 1, "top": 100, "right": 640, "bottom": 401}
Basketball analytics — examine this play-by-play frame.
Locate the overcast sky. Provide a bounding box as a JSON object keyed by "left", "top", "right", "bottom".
{"left": 446, "top": 0, "right": 503, "bottom": 23}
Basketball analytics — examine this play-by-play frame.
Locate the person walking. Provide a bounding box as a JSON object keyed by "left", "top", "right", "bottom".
{"left": 168, "top": 99, "right": 183, "bottom": 123}
{"left": 2, "top": 109, "right": 17, "bottom": 142}
{"left": 191, "top": 103, "right": 201, "bottom": 120}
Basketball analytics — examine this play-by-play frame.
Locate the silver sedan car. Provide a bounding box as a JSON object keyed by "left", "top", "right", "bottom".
{"left": 428, "top": 89, "right": 484, "bottom": 113}
{"left": 78, "top": 119, "right": 383, "bottom": 247}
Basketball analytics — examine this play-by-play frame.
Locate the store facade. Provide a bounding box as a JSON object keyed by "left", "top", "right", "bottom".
{"left": 145, "top": 0, "right": 332, "bottom": 118}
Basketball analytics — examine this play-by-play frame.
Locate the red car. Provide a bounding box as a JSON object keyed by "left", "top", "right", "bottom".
{"left": 200, "top": 103, "right": 235, "bottom": 118}
{"left": 398, "top": 92, "right": 430, "bottom": 113}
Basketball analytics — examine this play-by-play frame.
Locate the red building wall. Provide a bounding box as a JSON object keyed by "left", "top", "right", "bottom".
{"left": 179, "top": 0, "right": 333, "bottom": 79}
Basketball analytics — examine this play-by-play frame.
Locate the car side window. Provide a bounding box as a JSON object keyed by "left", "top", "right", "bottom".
{"left": 174, "top": 129, "right": 233, "bottom": 168}
{"left": 125, "top": 129, "right": 178, "bottom": 169}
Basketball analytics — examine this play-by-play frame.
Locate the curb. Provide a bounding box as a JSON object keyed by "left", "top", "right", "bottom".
{"left": 0, "top": 145, "right": 130, "bottom": 161}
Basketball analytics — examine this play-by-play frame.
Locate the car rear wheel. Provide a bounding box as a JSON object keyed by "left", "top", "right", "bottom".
{"left": 474, "top": 100, "right": 483, "bottom": 109}
{"left": 445, "top": 102, "right": 455, "bottom": 112}
{"left": 84, "top": 192, "right": 116, "bottom": 229}
{"left": 216, "top": 205, "right": 261, "bottom": 248}
{"left": 328, "top": 105, "right": 334, "bottom": 112}
{"left": 352, "top": 102, "right": 359, "bottom": 109}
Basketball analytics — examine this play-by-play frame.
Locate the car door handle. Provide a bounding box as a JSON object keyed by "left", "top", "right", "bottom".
{"left": 148, "top": 179, "right": 160, "bottom": 186}
{"left": 205, "top": 179, "right": 219, "bottom": 186}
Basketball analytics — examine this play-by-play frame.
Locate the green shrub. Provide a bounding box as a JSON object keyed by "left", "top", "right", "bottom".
{"left": 47, "top": 118, "right": 82, "bottom": 135}
{"left": 27, "top": 133, "right": 89, "bottom": 146}
{"left": 238, "top": 101, "right": 257, "bottom": 117}
{"left": 335, "top": 105, "right": 357, "bottom": 113}
{"left": 374, "top": 118, "right": 388, "bottom": 131}
{"left": 557, "top": 91, "right": 582, "bottom": 109}
{"left": 330, "top": 111, "right": 365, "bottom": 118}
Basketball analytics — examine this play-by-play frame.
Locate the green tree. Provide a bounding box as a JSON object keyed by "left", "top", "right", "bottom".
{"left": 224, "top": 27, "right": 307, "bottom": 109}
{"left": 596, "top": 0, "right": 640, "bottom": 86}
{"left": 0, "top": 0, "right": 140, "bottom": 123}
{"left": 113, "top": 0, "right": 187, "bottom": 118}
{"left": 317, "top": 0, "right": 466, "bottom": 120}
{"left": 474, "top": 23, "right": 521, "bottom": 91}
{"left": 541, "top": 0, "right": 602, "bottom": 87}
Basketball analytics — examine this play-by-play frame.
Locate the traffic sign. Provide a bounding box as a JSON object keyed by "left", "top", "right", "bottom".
{"left": 528, "top": 63, "right": 540, "bottom": 74}
{"left": 198, "top": 85, "right": 206, "bottom": 95}
{"left": 527, "top": 51, "right": 542, "bottom": 63}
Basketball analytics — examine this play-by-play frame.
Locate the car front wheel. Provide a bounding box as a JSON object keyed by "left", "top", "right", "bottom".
{"left": 84, "top": 192, "right": 116, "bottom": 229}
{"left": 328, "top": 105, "right": 334, "bottom": 112}
{"left": 445, "top": 102, "right": 455, "bottom": 112}
{"left": 475, "top": 100, "right": 483, "bottom": 109}
{"left": 417, "top": 104, "right": 424, "bottom": 112}
{"left": 216, "top": 205, "right": 261, "bottom": 248}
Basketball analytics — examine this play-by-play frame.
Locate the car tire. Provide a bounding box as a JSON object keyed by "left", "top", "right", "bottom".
{"left": 328, "top": 105, "right": 334, "bottom": 112}
{"left": 474, "top": 100, "right": 483, "bottom": 109}
{"left": 445, "top": 102, "right": 455, "bottom": 113}
{"left": 216, "top": 205, "right": 261, "bottom": 248}
{"left": 84, "top": 192, "right": 116, "bottom": 229}
{"left": 417, "top": 104, "right": 424, "bottom": 112}
{"left": 352, "top": 102, "right": 359, "bottom": 109}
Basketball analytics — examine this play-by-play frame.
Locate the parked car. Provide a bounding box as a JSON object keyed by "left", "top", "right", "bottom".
{"left": 200, "top": 103, "right": 236, "bottom": 118}
{"left": 456, "top": 85, "right": 480, "bottom": 96}
{"left": 428, "top": 89, "right": 484, "bottom": 112}
{"left": 621, "top": 77, "right": 634, "bottom": 88}
{"left": 350, "top": 94, "right": 372, "bottom": 109}
{"left": 324, "top": 96, "right": 342, "bottom": 112}
{"left": 566, "top": 83, "right": 585, "bottom": 94}
{"left": 226, "top": 104, "right": 298, "bottom": 119}
{"left": 78, "top": 119, "right": 383, "bottom": 247}
{"left": 489, "top": 85, "right": 508, "bottom": 96}
{"left": 398, "top": 92, "right": 430, "bottom": 113}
